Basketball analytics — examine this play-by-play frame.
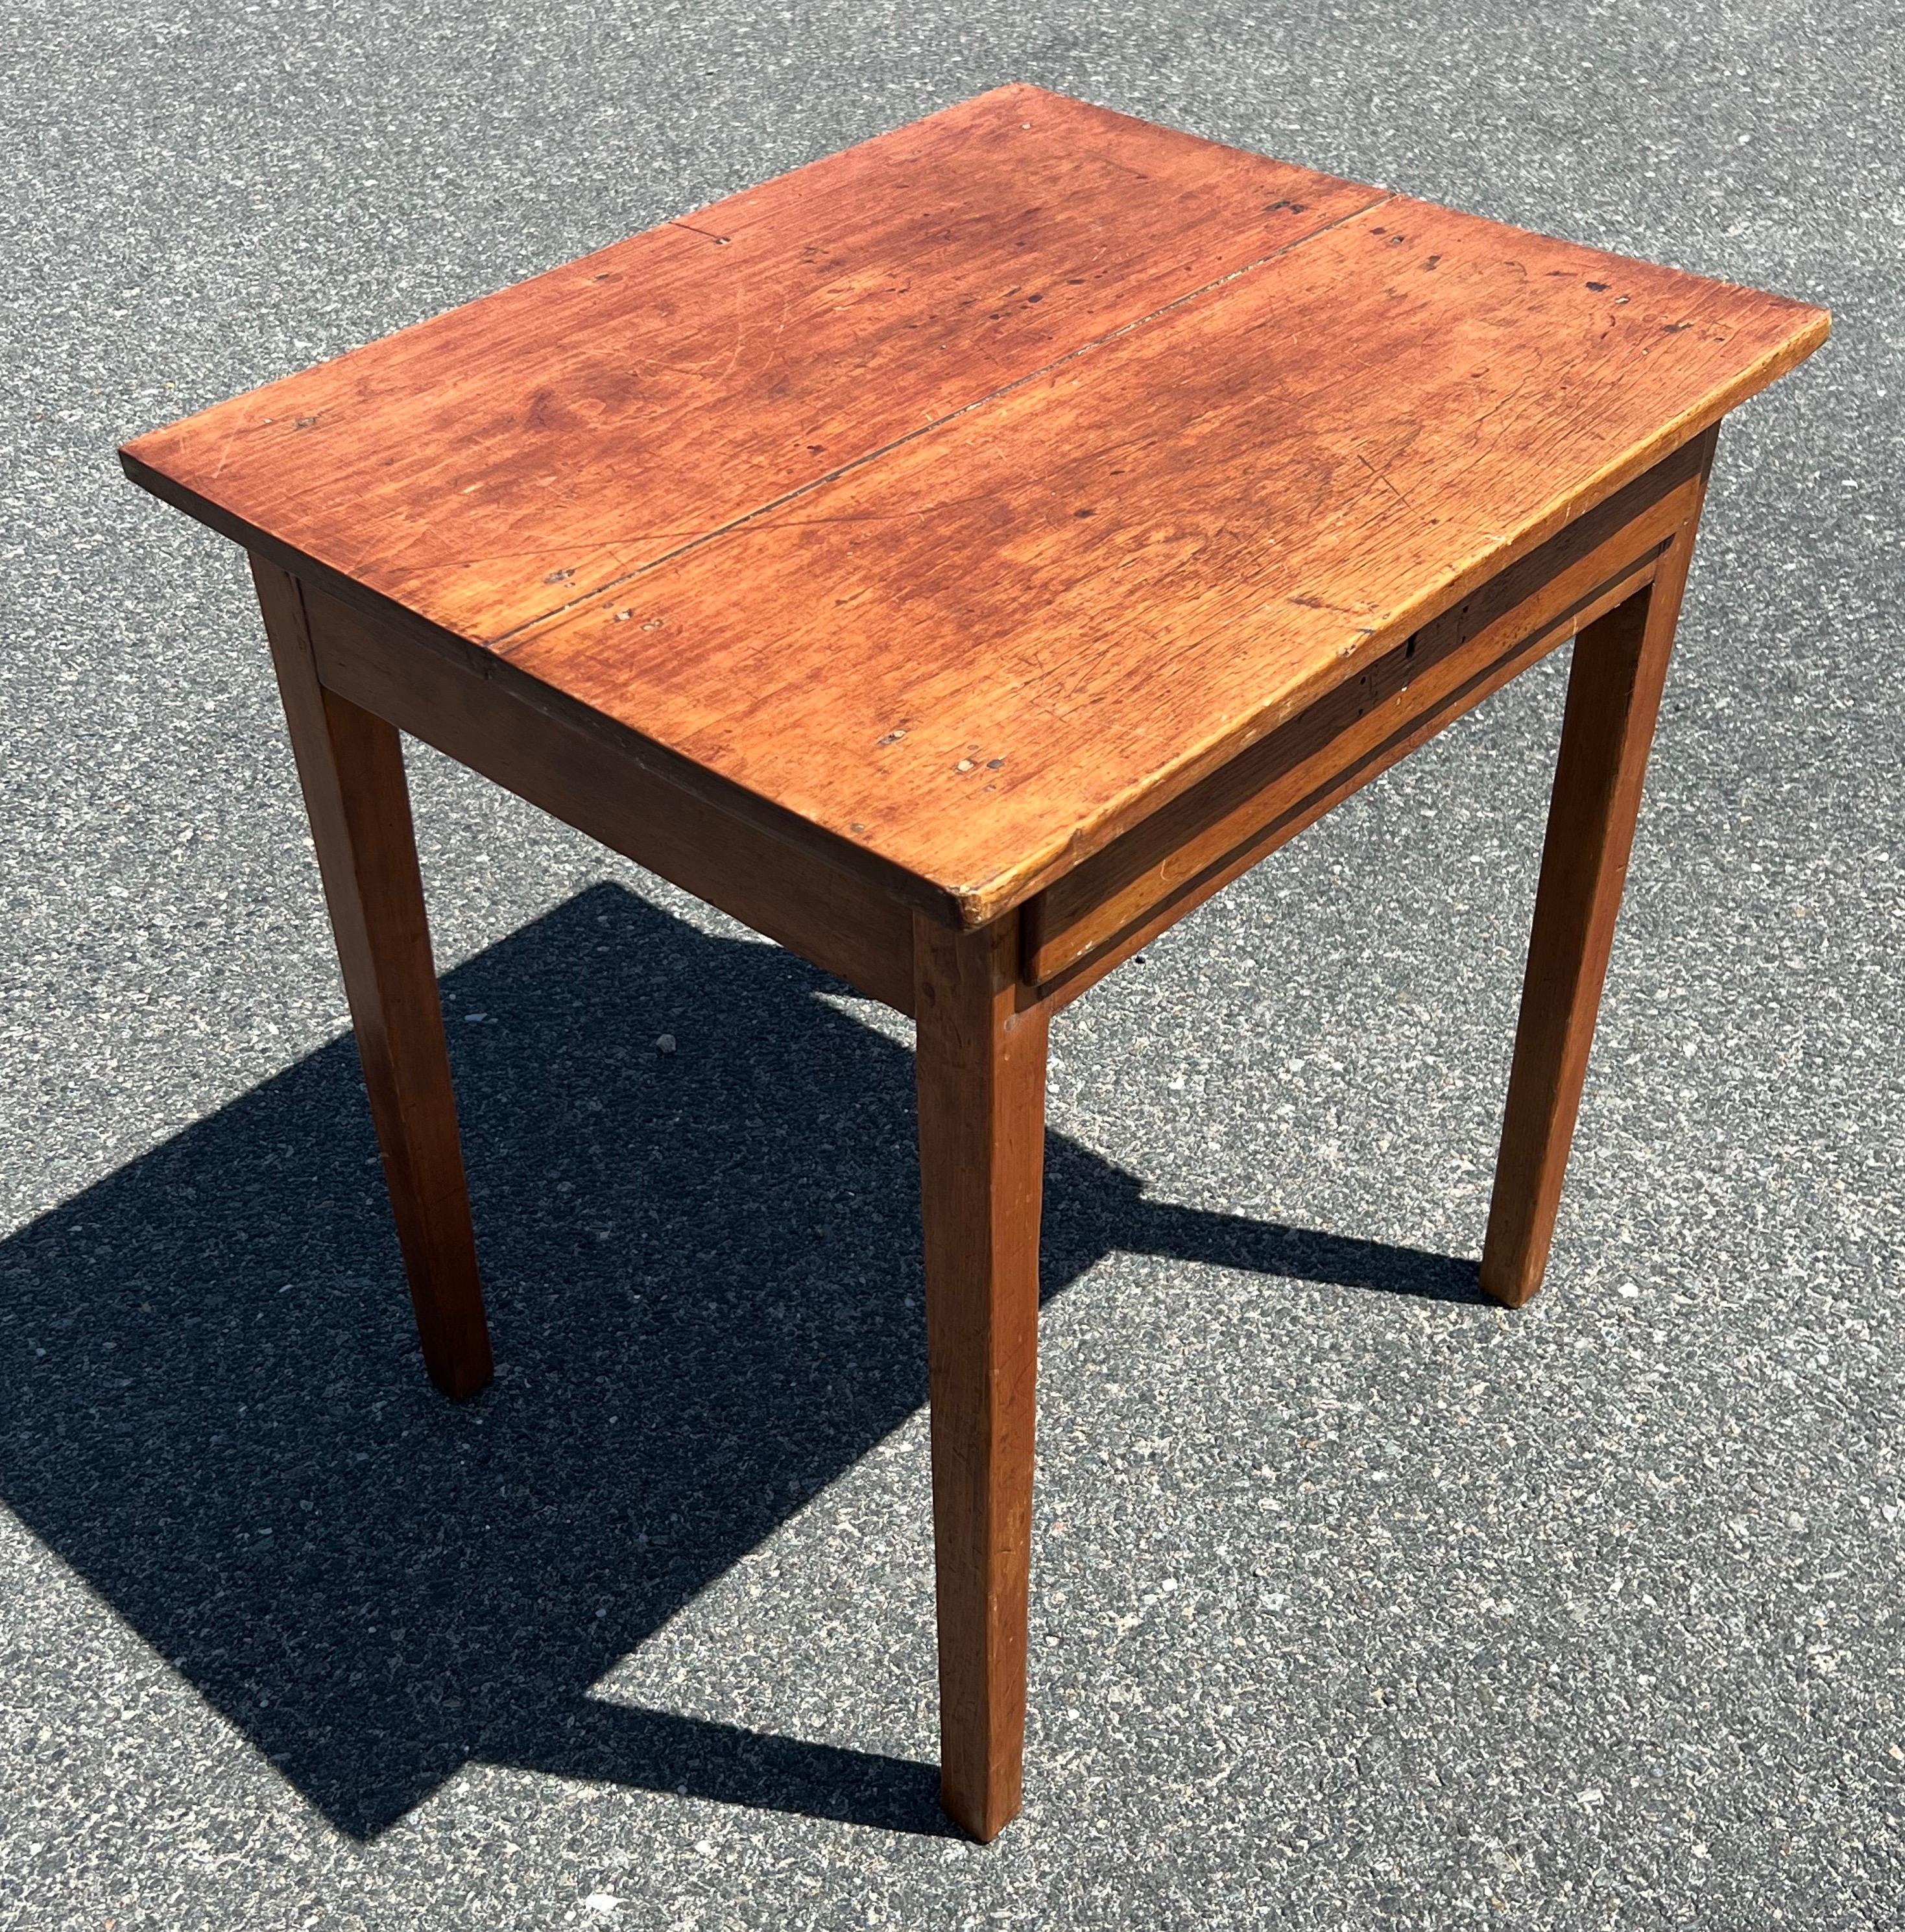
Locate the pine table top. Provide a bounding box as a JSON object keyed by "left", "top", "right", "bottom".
{"left": 122, "top": 84, "right": 1828, "bottom": 925}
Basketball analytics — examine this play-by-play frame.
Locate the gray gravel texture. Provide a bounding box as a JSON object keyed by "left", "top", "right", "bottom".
{"left": 2, "top": 0, "right": 1901, "bottom": 1926}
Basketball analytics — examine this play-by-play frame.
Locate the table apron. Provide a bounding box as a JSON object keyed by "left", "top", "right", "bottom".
{"left": 288, "top": 430, "right": 1710, "bottom": 1025}
{"left": 1024, "top": 444, "right": 1711, "bottom": 1007}
{"left": 299, "top": 582, "right": 920, "bottom": 1014}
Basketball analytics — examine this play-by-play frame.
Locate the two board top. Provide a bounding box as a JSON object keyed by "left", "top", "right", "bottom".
{"left": 122, "top": 84, "right": 1828, "bottom": 925}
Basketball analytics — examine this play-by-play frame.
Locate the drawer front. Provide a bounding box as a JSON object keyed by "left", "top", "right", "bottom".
{"left": 1025, "top": 433, "right": 1712, "bottom": 1004}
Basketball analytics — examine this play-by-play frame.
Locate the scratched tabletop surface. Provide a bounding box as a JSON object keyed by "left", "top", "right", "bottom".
{"left": 121, "top": 86, "right": 1823, "bottom": 919}
{"left": 3, "top": 3, "right": 1900, "bottom": 1930}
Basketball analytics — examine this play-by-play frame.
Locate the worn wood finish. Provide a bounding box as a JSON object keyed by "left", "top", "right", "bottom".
{"left": 302, "top": 585, "right": 918, "bottom": 1012}
{"left": 123, "top": 88, "right": 1828, "bottom": 930}
{"left": 497, "top": 200, "right": 1823, "bottom": 925}
{"left": 915, "top": 914, "right": 1048, "bottom": 1841}
{"left": 1025, "top": 435, "right": 1711, "bottom": 989}
{"left": 121, "top": 88, "right": 1832, "bottom": 1842}
{"left": 251, "top": 560, "right": 493, "bottom": 1401}
{"left": 123, "top": 88, "right": 1374, "bottom": 645}
{"left": 1480, "top": 475, "right": 1709, "bottom": 1309}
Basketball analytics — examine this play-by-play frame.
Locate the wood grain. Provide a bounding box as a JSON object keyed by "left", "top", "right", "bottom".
{"left": 121, "top": 88, "right": 1827, "bottom": 929}
{"left": 499, "top": 197, "right": 1826, "bottom": 925}
{"left": 302, "top": 584, "right": 917, "bottom": 1012}
{"left": 1479, "top": 464, "right": 1708, "bottom": 1308}
{"left": 117, "top": 89, "right": 1835, "bottom": 1844}
{"left": 122, "top": 86, "right": 1374, "bottom": 643}
{"left": 1024, "top": 435, "right": 1710, "bottom": 986}
{"left": 251, "top": 560, "right": 494, "bottom": 1400}
{"left": 915, "top": 913, "right": 1048, "bottom": 1841}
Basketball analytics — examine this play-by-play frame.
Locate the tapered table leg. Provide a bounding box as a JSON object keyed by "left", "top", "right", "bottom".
{"left": 251, "top": 558, "right": 493, "bottom": 1400}
{"left": 1480, "top": 504, "right": 1707, "bottom": 1309}
{"left": 913, "top": 912, "right": 1048, "bottom": 1841}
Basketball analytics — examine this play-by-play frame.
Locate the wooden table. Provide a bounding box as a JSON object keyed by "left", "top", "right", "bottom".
{"left": 121, "top": 85, "right": 1827, "bottom": 1841}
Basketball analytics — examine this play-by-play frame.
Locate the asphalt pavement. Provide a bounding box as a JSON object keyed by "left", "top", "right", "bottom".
{"left": 1, "top": 0, "right": 1900, "bottom": 1926}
